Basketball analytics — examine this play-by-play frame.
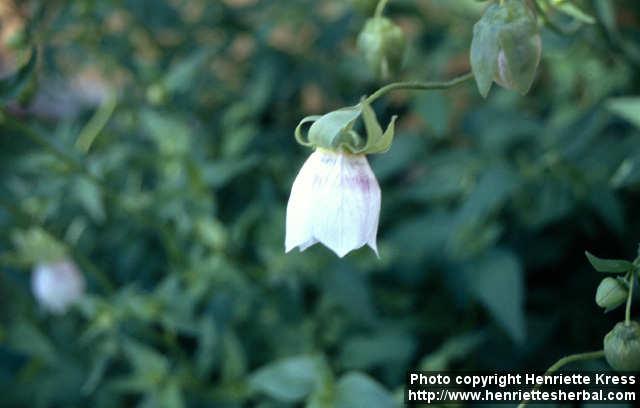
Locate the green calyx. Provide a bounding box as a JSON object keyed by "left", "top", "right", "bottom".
{"left": 604, "top": 321, "right": 640, "bottom": 371}
{"left": 294, "top": 99, "right": 397, "bottom": 154}
{"left": 470, "top": 0, "right": 541, "bottom": 97}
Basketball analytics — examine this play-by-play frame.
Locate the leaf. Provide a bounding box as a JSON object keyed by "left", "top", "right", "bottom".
{"left": 323, "top": 264, "right": 376, "bottom": 325}
{"left": 334, "top": 372, "right": 398, "bottom": 408}
{"left": 221, "top": 330, "right": 247, "bottom": 381}
{"left": 249, "top": 355, "right": 321, "bottom": 402}
{"left": 163, "top": 49, "right": 211, "bottom": 94}
{"left": 463, "top": 249, "right": 526, "bottom": 343}
{"left": 339, "top": 331, "right": 415, "bottom": 370}
{"left": 6, "top": 321, "right": 58, "bottom": 364}
{"left": 607, "top": 97, "right": 640, "bottom": 129}
{"left": 121, "top": 338, "right": 170, "bottom": 379}
{"left": 585, "top": 251, "right": 634, "bottom": 273}
{"left": 550, "top": 1, "right": 595, "bottom": 24}
{"left": 73, "top": 176, "right": 106, "bottom": 223}
{"left": 0, "top": 48, "right": 37, "bottom": 103}
{"left": 611, "top": 155, "right": 640, "bottom": 188}
{"left": 593, "top": 0, "right": 616, "bottom": 32}
{"left": 158, "top": 380, "right": 185, "bottom": 408}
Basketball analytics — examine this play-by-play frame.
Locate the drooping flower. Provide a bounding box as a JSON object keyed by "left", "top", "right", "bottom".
{"left": 31, "top": 259, "right": 85, "bottom": 314}
{"left": 286, "top": 148, "right": 381, "bottom": 257}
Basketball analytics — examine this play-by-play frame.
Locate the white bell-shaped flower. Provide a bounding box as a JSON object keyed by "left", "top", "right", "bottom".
{"left": 286, "top": 148, "right": 381, "bottom": 257}
{"left": 31, "top": 259, "right": 85, "bottom": 314}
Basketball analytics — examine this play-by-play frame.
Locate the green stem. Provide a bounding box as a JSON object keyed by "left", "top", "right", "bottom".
{"left": 375, "top": 0, "right": 390, "bottom": 18}
{"left": 517, "top": 350, "right": 605, "bottom": 408}
{"left": 364, "top": 72, "right": 473, "bottom": 105}
{"left": 626, "top": 269, "right": 635, "bottom": 325}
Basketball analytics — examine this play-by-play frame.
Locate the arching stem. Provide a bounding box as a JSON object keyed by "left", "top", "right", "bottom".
{"left": 517, "top": 350, "right": 605, "bottom": 408}
{"left": 364, "top": 72, "right": 473, "bottom": 105}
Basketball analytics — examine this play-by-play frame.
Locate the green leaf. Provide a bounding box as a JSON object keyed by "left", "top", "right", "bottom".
{"left": 163, "top": 49, "right": 211, "bottom": 94}
{"left": 593, "top": 0, "right": 616, "bottom": 32}
{"left": 339, "top": 331, "right": 415, "bottom": 370}
{"left": 158, "top": 380, "right": 185, "bottom": 408}
{"left": 0, "top": 48, "right": 37, "bottom": 103}
{"left": 221, "top": 330, "right": 247, "bottom": 381}
{"left": 550, "top": 1, "right": 595, "bottom": 24}
{"left": 334, "top": 372, "right": 398, "bottom": 408}
{"left": 585, "top": 251, "right": 634, "bottom": 273}
{"left": 6, "top": 321, "right": 58, "bottom": 364}
{"left": 463, "top": 249, "right": 526, "bottom": 343}
{"left": 607, "top": 97, "right": 640, "bottom": 129}
{"left": 11, "top": 227, "right": 67, "bottom": 264}
{"left": 249, "top": 355, "right": 321, "bottom": 402}
{"left": 470, "top": 4, "right": 501, "bottom": 97}
{"left": 73, "top": 176, "right": 106, "bottom": 223}
{"left": 121, "top": 338, "right": 170, "bottom": 379}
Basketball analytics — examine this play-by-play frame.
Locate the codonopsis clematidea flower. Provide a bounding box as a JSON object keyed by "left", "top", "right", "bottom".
{"left": 32, "top": 259, "right": 85, "bottom": 314}
{"left": 286, "top": 148, "right": 381, "bottom": 257}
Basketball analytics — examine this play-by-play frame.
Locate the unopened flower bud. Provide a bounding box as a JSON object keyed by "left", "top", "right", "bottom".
{"left": 595, "top": 277, "right": 628, "bottom": 310}
{"left": 604, "top": 321, "right": 640, "bottom": 371}
{"left": 493, "top": 32, "right": 541, "bottom": 93}
{"left": 32, "top": 259, "right": 86, "bottom": 314}
{"left": 286, "top": 149, "right": 381, "bottom": 257}
{"left": 357, "top": 17, "right": 406, "bottom": 80}
{"left": 471, "top": 0, "right": 541, "bottom": 97}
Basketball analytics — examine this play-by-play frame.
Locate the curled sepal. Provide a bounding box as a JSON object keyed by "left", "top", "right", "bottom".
{"left": 357, "top": 99, "right": 397, "bottom": 154}
{"left": 294, "top": 115, "right": 322, "bottom": 147}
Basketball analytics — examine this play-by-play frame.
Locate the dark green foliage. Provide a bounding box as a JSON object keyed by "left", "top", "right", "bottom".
{"left": 1, "top": 0, "right": 640, "bottom": 406}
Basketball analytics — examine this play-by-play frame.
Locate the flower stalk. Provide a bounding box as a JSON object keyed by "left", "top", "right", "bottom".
{"left": 364, "top": 72, "right": 474, "bottom": 105}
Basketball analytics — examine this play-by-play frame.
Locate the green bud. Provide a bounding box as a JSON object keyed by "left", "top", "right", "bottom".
{"left": 470, "top": 0, "right": 541, "bottom": 97}
{"left": 357, "top": 17, "right": 406, "bottom": 80}
{"left": 604, "top": 321, "right": 640, "bottom": 371}
{"left": 595, "top": 277, "right": 628, "bottom": 310}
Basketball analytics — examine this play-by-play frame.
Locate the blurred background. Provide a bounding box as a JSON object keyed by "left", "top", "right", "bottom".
{"left": 1, "top": 0, "right": 640, "bottom": 406}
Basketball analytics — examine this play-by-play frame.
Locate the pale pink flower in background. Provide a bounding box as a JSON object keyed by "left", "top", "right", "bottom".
{"left": 285, "top": 149, "right": 381, "bottom": 257}
{"left": 31, "top": 259, "right": 86, "bottom": 314}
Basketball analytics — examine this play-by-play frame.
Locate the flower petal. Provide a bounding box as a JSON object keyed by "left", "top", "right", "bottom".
{"left": 311, "top": 151, "right": 380, "bottom": 257}
{"left": 285, "top": 152, "right": 319, "bottom": 252}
